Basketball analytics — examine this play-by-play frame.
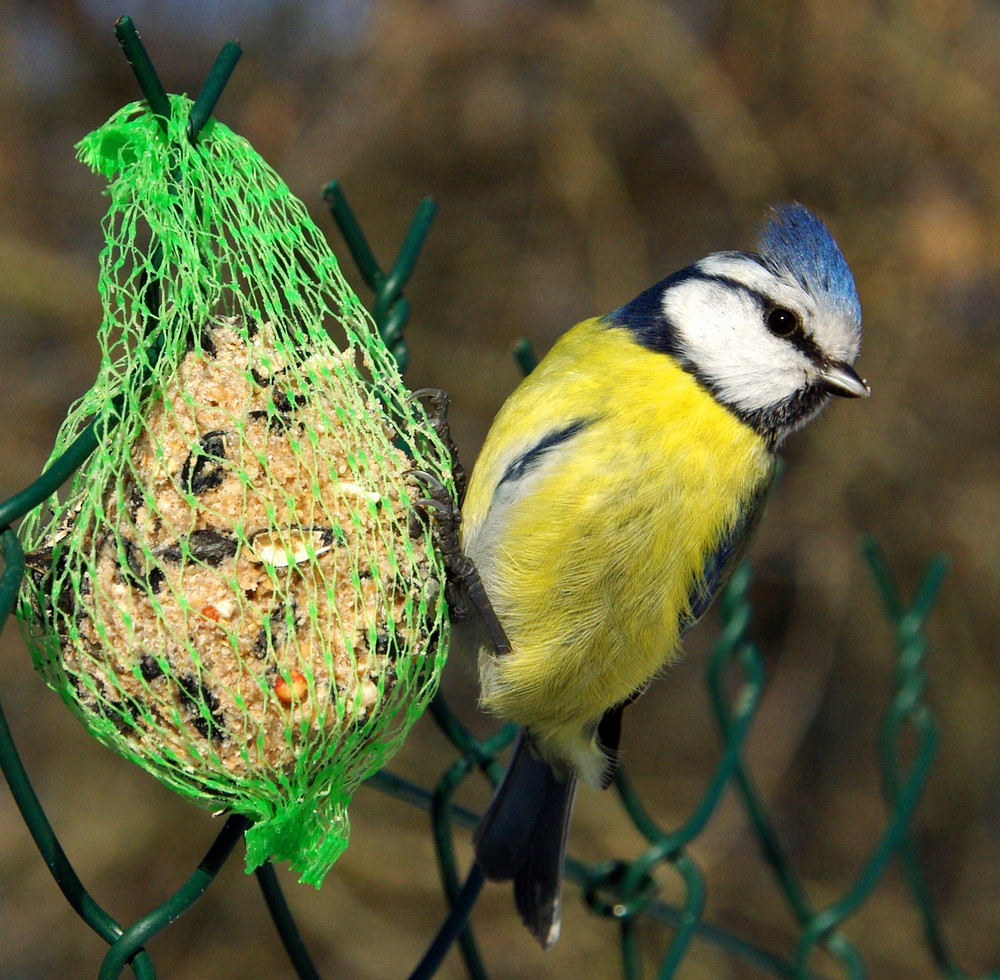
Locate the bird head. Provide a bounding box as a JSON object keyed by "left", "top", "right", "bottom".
{"left": 611, "top": 203, "right": 868, "bottom": 446}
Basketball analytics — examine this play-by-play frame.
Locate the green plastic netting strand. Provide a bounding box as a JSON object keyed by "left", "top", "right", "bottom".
{"left": 14, "top": 94, "right": 454, "bottom": 887}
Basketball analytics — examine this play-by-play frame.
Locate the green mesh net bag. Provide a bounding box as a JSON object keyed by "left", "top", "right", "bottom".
{"left": 15, "top": 94, "right": 454, "bottom": 885}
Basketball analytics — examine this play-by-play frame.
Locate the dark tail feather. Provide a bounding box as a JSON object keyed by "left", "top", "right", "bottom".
{"left": 473, "top": 732, "right": 578, "bottom": 949}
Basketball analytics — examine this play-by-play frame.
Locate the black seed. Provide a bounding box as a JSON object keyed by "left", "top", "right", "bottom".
{"left": 203, "top": 430, "right": 228, "bottom": 455}
{"left": 157, "top": 530, "right": 237, "bottom": 566}
{"left": 273, "top": 389, "right": 297, "bottom": 414}
{"left": 139, "top": 652, "right": 163, "bottom": 681}
{"left": 201, "top": 683, "right": 221, "bottom": 714}
{"left": 127, "top": 481, "right": 144, "bottom": 521}
{"left": 120, "top": 538, "right": 146, "bottom": 588}
{"left": 245, "top": 315, "right": 259, "bottom": 339}
{"left": 91, "top": 673, "right": 143, "bottom": 733}
{"left": 251, "top": 626, "right": 269, "bottom": 659}
{"left": 177, "top": 672, "right": 226, "bottom": 740}
{"left": 23, "top": 546, "right": 54, "bottom": 587}
{"left": 177, "top": 673, "right": 198, "bottom": 705}
{"left": 200, "top": 685, "right": 226, "bottom": 740}
{"left": 375, "top": 632, "right": 390, "bottom": 658}
{"left": 198, "top": 324, "right": 218, "bottom": 359}
{"left": 247, "top": 408, "right": 295, "bottom": 432}
{"left": 120, "top": 538, "right": 166, "bottom": 594}
{"left": 105, "top": 699, "right": 137, "bottom": 735}
{"left": 187, "top": 322, "right": 219, "bottom": 359}
{"left": 187, "top": 529, "right": 238, "bottom": 564}
{"left": 250, "top": 367, "right": 270, "bottom": 387}
{"left": 180, "top": 430, "right": 230, "bottom": 496}
{"left": 252, "top": 604, "right": 289, "bottom": 659}
{"left": 157, "top": 542, "right": 183, "bottom": 562}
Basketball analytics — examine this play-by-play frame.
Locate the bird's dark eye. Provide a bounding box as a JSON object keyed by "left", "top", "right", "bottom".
{"left": 766, "top": 306, "right": 801, "bottom": 337}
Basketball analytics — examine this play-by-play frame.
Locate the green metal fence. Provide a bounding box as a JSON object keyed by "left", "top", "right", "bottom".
{"left": 0, "top": 17, "right": 991, "bottom": 980}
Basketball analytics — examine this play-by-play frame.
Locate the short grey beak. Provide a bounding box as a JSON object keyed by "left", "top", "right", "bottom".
{"left": 820, "top": 361, "right": 870, "bottom": 398}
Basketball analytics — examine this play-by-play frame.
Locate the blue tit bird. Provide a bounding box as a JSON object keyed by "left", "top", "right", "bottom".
{"left": 459, "top": 203, "right": 869, "bottom": 948}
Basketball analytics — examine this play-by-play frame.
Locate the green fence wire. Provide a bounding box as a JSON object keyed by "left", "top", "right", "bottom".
{"left": 0, "top": 17, "right": 994, "bottom": 980}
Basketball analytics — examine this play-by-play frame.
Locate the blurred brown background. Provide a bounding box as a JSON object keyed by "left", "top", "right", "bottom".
{"left": 2, "top": 0, "right": 1000, "bottom": 977}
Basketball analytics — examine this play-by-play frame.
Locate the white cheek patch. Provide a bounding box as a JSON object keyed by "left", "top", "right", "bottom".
{"left": 698, "top": 254, "right": 861, "bottom": 363}
{"left": 662, "top": 275, "right": 812, "bottom": 414}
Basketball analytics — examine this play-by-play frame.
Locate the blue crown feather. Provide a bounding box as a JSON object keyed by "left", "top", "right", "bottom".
{"left": 756, "top": 203, "right": 862, "bottom": 331}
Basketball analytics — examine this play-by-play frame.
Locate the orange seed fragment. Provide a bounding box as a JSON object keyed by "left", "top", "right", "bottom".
{"left": 275, "top": 669, "right": 308, "bottom": 705}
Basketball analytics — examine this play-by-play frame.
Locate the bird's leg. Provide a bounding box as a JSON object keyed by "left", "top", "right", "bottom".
{"left": 409, "top": 468, "right": 512, "bottom": 658}
{"left": 408, "top": 387, "right": 468, "bottom": 505}
{"left": 595, "top": 684, "right": 648, "bottom": 788}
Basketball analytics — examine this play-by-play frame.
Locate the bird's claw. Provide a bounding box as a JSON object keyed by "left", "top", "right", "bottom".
{"left": 408, "top": 386, "right": 450, "bottom": 415}
{"left": 408, "top": 388, "right": 467, "bottom": 504}
{"left": 407, "top": 468, "right": 469, "bottom": 619}
{"left": 406, "top": 468, "right": 455, "bottom": 517}
{"left": 407, "top": 468, "right": 510, "bottom": 656}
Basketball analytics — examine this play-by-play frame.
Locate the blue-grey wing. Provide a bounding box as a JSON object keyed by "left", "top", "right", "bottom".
{"left": 683, "top": 475, "right": 774, "bottom": 631}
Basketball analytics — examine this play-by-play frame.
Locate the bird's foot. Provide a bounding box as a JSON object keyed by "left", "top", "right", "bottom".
{"left": 408, "top": 387, "right": 467, "bottom": 505}
{"left": 408, "top": 468, "right": 511, "bottom": 657}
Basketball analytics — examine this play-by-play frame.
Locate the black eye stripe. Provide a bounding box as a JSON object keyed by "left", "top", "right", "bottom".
{"left": 694, "top": 275, "right": 824, "bottom": 361}
{"left": 771, "top": 312, "right": 822, "bottom": 359}
{"left": 607, "top": 266, "right": 824, "bottom": 362}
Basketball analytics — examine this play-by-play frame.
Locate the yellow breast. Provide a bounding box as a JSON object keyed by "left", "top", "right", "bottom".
{"left": 462, "top": 317, "right": 774, "bottom": 734}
